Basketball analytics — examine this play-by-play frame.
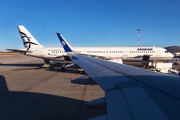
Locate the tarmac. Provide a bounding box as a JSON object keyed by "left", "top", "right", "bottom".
{"left": 0, "top": 55, "right": 106, "bottom": 120}
{"left": 0, "top": 55, "right": 179, "bottom": 120}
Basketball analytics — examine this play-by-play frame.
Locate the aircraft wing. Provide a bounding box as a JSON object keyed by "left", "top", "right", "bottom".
{"left": 57, "top": 33, "right": 180, "bottom": 120}
{"left": 80, "top": 53, "right": 113, "bottom": 60}
{"left": 6, "top": 49, "right": 31, "bottom": 53}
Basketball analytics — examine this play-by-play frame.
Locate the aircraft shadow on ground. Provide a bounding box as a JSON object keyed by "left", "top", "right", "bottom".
{"left": 0, "top": 63, "right": 44, "bottom": 67}
{"left": 0, "top": 62, "right": 63, "bottom": 68}
{"left": 0, "top": 62, "right": 85, "bottom": 74}
{"left": 0, "top": 75, "right": 106, "bottom": 120}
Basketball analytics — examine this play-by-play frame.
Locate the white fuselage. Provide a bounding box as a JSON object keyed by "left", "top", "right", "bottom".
{"left": 25, "top": 46, "right": 173, "bottom": 61}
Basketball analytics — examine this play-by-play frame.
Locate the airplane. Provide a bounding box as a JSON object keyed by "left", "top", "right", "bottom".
{"left": 7, "top": 25, "right": 173, "bottom": 67}
{"left": 58, "top": 32, "right": 180, "bottom": 120}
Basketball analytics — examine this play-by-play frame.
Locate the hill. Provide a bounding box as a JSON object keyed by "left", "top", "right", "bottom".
{"left": 164, "top": 46, "right": 180, "bottom": 53}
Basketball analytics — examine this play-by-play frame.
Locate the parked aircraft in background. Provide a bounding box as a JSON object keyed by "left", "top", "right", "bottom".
{"left": 58, "top": 32, "right": 180, "bottom": 120}
{"left": 7, "top": 26, "right": 173, "bottom": 67}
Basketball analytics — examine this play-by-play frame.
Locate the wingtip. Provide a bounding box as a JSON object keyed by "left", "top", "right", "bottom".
{"left": 17, "top": 25, "right": 23, "bottom": 27}
{"left": 56, "top": 33, "right": 62, "bottom": 40}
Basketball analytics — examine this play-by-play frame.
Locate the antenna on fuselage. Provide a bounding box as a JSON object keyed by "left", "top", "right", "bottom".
{"left": 137, "top": 29, "right": 140, "bottom": 47}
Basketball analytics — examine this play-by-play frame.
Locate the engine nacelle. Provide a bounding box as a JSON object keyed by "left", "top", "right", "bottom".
{"left": 63, "top": 56, "right": 71, "bottom": 61}
{"left": 107, "top": 58, "right": 123, "bottom": 64}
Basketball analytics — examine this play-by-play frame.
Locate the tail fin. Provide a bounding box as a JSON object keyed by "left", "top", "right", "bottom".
{"left": 57, "top": 33, "right": 73, "bottom": 52}
{"left": 17, "top": 25, "right": 43, "bottom": 50}
{"left": 57, "top": 33, "right": 76, "bottom": 56}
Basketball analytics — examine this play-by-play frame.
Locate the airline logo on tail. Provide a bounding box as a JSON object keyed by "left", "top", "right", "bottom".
{"left": 61, "top": 41, "right": 66, "bottom": 47}
{"left": 19, "top": 31, "right": 39, "bottom": 50}
{"left": 57, "top": 33, "right": 72, "bottom": 52}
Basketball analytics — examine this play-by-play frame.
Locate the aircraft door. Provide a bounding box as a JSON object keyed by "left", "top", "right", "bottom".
{"left": 82, "top": 49, "right": 87, "bottom": 54}
{"left": 123, "top": 49, "right": 128, "bottom": 58}
{"left": 156, "top": 49, "right": 161, "bottom": 56}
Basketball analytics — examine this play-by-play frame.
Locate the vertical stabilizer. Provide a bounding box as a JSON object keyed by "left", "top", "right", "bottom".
{"left": 57, "top": 33, "right": 76, "bottom": 56}
{"left": 17, "top": 25, "right": 43, "bottom": 50}
{"left": 57, "top": 33, "right": 73, "bottom": 52}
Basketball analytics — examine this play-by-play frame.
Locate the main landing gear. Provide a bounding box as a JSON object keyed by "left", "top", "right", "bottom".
{"left": 61, "top": 63, "right": 68, "bottom": 70}
{"left": 42, "top": 59, "right": 51, "bottom": 68}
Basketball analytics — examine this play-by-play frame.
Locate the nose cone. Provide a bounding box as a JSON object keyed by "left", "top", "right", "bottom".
{"left": 169, "top": 53, "right": 174, "bottom": 58}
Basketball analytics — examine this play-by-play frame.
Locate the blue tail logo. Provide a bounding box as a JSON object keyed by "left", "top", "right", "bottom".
{"left": 57, "top": 33, "right": 72, "bottom": 52}
{"left": 61, "top": 41, "right": 66, "bottom": 47}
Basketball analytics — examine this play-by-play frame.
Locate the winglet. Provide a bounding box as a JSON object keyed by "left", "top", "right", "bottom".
{"left": 57, "top": 33, "right": 76, "bottom": 56}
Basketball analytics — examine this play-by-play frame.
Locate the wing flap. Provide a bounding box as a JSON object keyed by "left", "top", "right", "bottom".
{"left": 105, "top": 89, "right": 134, "bottom": 120}
{"left": 105, "top": 87, "right": 168, "bottom": 120}
{"left": 123, "top": 87, "right": 168, "bottom": 120}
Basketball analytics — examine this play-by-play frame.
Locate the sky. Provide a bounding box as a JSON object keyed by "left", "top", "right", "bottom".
{"left": 0, "top": 0, "right": 180, "bottom": 51}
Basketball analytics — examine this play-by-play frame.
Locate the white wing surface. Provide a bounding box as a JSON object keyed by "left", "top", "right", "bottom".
{"left": 57, "top": 33, "right": 180, "bottom": 120}
{"left": 6, "top": 49, "right": 32, "bottom": 54}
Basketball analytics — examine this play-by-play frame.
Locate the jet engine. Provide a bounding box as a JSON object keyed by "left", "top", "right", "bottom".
{"left": 107, "top": 58, "right": 123, "bottom": 64}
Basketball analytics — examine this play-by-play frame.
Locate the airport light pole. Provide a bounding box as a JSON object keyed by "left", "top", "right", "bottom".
{"left": 137, "top": 29, "right": 140, "bottom": 47}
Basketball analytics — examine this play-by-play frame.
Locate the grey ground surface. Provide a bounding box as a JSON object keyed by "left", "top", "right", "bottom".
{"left": 0, "top": 55, "right": 179, "bottom": 120}
{"left": 0, "top": 55, "right": 106, "bottom": 120}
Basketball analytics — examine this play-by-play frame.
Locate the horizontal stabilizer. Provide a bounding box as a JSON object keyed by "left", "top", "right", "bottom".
{"left": 71, "top": 75, "right": 96, "bottom": 85}
{"left": 6, "top": 49, "right": 31, "bottom": 53}
{"left": 84, "top": 97, "right": 106, "bottom": 109}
